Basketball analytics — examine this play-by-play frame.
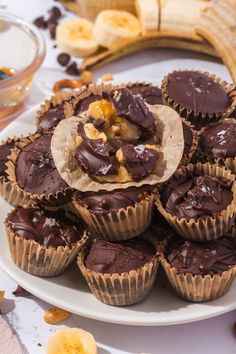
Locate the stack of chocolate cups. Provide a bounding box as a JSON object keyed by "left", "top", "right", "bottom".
{"left": 155, "top": 69, "right": 236, "bottom": 302}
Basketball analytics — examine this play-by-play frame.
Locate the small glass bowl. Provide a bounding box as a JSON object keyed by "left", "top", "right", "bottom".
{"left": 0, "top": 12, "right": 46, "bottom": 126}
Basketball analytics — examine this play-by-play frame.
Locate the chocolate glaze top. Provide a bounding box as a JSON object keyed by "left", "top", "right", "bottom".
{"left": 127, "top": 84, "right": 162, "bottom": 105}
{"left": 85, "top": 238, "right": 155, "bottom": 274}
{"left": 166, "top": 71, "right": 231, "bottom": 114}
{"left": 0, "top": 140, "right": 16, "bottom": 177}
{"left": 75, "top": 94, "right": 102, "bottom": 115}
{"left": 166, "top": 236, "right": 236, "bottom": 275}
{"left": 109, "top": 88, "right": 156, "bottom": 138}
{"left": 7, "top": 207, "right": 83, "bottom": 247}
{"left": 38, "top": 105, "right": 66, "bottom": 131}
{"left": 16, "top": 134, "right": 68, "bottom": 195}
{"left": 198, "top": 122, "right": 236, "bottom": 158}
{"left": 74, "top": 185, "right": 153, "bottom": 214}
{"left": 182, "top": 122, "right": 193, "bottom": 155}
{"left": 161, "top": 173, "right": 233, "bottom": 220}
{"left": 75, "top": 138, "right": 118, "bottom": 176}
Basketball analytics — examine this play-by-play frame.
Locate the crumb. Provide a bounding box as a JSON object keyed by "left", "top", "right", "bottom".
{"left": 37, "top": 343, "right": 42, "bottom": 347}
{"left": 53, "top": 44, "right": 57, "bottom": 49}
{"left": 12, "top": 285, "right": 31, "bottom": 297}
{"left": 101, "top": 73, "right": 113, "bottom": 82}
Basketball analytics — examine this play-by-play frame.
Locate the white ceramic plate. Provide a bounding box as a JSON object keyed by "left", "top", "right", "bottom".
{"left": 0, "top": 59, "right": 235, "bottom": 326}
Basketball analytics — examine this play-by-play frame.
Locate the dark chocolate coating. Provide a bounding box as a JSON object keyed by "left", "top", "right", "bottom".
{"left": 121, "top": 144, "right": 158, "bottom": 181}
{"left": 127, "top": 84, "right": 162, "bottom": 105}
{"left": 182, "top": 122, "right": 193, "bottom": 155}
{"left": 85, "top": 238, "right": 155, "bottom": 274}
{"left": 111, "top": 88, "right": 156, "bottom": 138}
{"left": 161, "top": 174, "right": 233, "bottom": 220}
{"left": 0, "top": 140, "right": 16, "bottom": 177}
{"left": 75, "top": 94, "right": 102, "bottom": 115}
{"left": 166, "top": 71, "right": 231, "bottom": 114}
{"left": 16, "top": 134, "right": 68, "bottom": 195}
{"left": 74, "top": 185, "right": 153, "bottom": 214}
{"left": 198, "top": 122, "right": 236, "bottom": 158}
{"left": 38, "top": 105, "right": 65, "bottom": 131}
{"left": 7, "top": 207, "right": 83, "bottom": 247}
{"left": 166, "top": 236, "right": 236, "bottom": 275}
{"left": 75, "top": 138, "right": 118, "bottom": 176}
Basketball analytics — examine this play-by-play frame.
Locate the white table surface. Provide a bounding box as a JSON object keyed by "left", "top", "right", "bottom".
{"left": 1, "top": 1, "right": 236, "bottom": 353}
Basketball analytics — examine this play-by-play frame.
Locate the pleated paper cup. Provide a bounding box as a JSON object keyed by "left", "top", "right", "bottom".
{"left": 77, "top": 236, "right": 160, "bottom": 306}
{"left": 72, "top": 193, "right": 154, "bottom": 241}
{"left": 155, "top": 163, "right": 236, "bottom": 242}
{"left": 0, "top": 136, "right": 33, "bottom": 206}
{"left": 161, "top": 257, "right": 236, "bottom": 302}
{"left": 76, "top": 0, "right": 135, "bottom": 20}
{"left": 5, "top": 221, "right": 88, "bottom": 277}
{"left": 179, "top": 119, "right": 198, "bottom": 167}
{"left": 35, "top": 91, "right": 74, "bottom": 131}
{"left": 5, "top": 134, "right": 73, "bottom": 207}
{"left": 161, "top": 70, "right": 235, "bottom": 129}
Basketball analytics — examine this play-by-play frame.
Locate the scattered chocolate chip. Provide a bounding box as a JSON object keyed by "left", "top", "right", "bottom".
{"left": 37, "top": 343, "right": 42, "bottom": 347}
{"left": 12, "top": 285, "right": 31, "bottom": 297}
{"left": 48, "top": 6, "right": 62, "bottom": 20}
{"left": 33, "top": 16, "right": 47, "bottom": 29}
{"left": 53, "top": 44, "right": 57, "bottom": 49}
{"left": 65, "top": 62, "right": 81, "bottom": 76}
{"left": 57, "top": 53, "right": 71, "bottom": 67}
{"left": 48, "top": 23, "right": 57, "bottom": 39}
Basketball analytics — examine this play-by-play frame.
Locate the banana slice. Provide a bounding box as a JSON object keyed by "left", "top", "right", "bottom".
{"left": 56, "top": 18, "right": 99, "bottom": 57}
{"left": 94, "top": 10, "right": 141, "bottom": 49}
{"left": 47, "top": 328, "right": 98, "bottom": 354}
{"left": 135, "top": 0, "right": 159, "bottom": 35}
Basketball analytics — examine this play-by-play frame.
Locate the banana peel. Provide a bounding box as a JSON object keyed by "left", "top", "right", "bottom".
{"left": 81, "top": 36, "right": 217, "bottom": 70}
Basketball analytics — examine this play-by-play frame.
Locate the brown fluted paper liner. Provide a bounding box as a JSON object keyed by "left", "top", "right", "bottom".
{"left": 179, "top": 119, "right": 198, "bottom": 167}
{"left": 162, "top": 70, "right": 235, "bottom": 129}
{"left": 5, "top": 223, "right": 88, "bottom": 277}
{"left": 5, "top": 134, "right": 73, "bottom": 206}
{"left": 77, "top": 237, "right": 160, "bottom": 306}
{"left": 75, "top": 0, "right": 135, "bottom": 20}
{"left": 155, "top": 162, "right": 236, "bottom": 242}
{"left": 72, "top": 194, "right": 154, "bottom": 241}
{"left": 51, "top": 83, "right": 184, "bottom": 192}
{"left": 161, "top": 257, "right": 236, "bottom": 302}
{"left": 35, "top": 91, "right": 74, "bottom": 130}
{"left": 0, "top": 136, "right": 33, "bottom": 206}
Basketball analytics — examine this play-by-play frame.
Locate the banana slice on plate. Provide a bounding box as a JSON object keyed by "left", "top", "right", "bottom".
{"left": 94, "top": 10, "right": 141, "bottom": 49}
{"left": 135, "top": 0, "right": 159, "bottom": 35}
{"left": 47, "top": 328, "right": 98, "bottom": 354}
{"left": 56, "top": 18, "right": 99, "bottom": 57}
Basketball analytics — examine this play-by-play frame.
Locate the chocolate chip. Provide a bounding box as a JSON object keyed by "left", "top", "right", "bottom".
{"left": 48, "top": 6, "right": 62, "bottom": 19}
{"left": 57, "top": 53, "right": 71, "bottom": 67}
{"left": 33, "top": 16, "right": 47, "bottom": 29}
{"left": 48, "top": 23, "right": 57, "bottom": 39}
{"left": 65, "top": 62, "right": 81, "bottom": 76}
{"left": 12, "top": 285, "right": 31, "bottom": 297}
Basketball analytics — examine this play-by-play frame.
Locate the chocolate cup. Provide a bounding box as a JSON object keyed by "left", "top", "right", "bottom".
{"left": 161, "top": 70, "right": 235, "bottom": 129}
{"left": 5, "top": 134, "right": 73, "bottom": 207}
{"left": 77, "top": 234, "right": 160, "bottom": 306}
{"left": 198, "top": 118, "right": 236, "bottom": 175}
{"left": 5, "top": 209, "right": 88, "bottom": 277}
{"left": 179, "top": 119, "right": 198, "bottom": 167}
{"left": 0, "top": 136, "right": 33, "bottom": 206}
{"left": 155, "top": 162, "right": 236, "bottom": 242}
{"left": 72, "top": 193, "right": 154, "bottom": 241}
{"left": 161, "top": 257, "right": 236, "bottom": 302}
{"left": 35, "top": 91, "right": 74, "bottom": 131}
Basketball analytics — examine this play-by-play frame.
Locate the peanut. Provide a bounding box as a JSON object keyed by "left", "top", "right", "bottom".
{"left": 44, "top": 307, "right": 71, "bottom": 325}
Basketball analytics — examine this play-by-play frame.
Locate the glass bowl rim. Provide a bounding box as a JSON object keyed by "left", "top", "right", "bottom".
{"left": 0, "top": 12, "right": 46, "bottom": 89}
